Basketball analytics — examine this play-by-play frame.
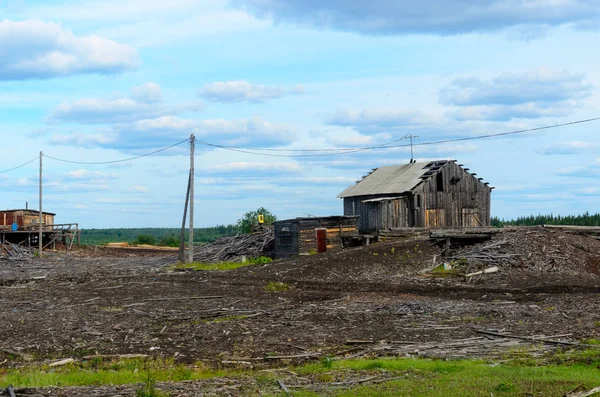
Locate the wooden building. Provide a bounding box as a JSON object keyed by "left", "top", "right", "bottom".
{"left": 0, "top": 208, "right": 79, "bottom": 253}
{"left": 338, "top": 160, "right": 493, "bottom": 233}
{"left": 274, "top": 216, "right": 359, "bottom": 258}
{"left": 0, "top": 209, "right": 55, "bottom": 230}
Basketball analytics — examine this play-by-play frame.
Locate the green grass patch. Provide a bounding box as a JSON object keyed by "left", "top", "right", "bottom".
{"left": 264, "top": 281, "right": 290, "bottom": 293}
{"left": 0, "top": 358, "right": 240, "bottom": 389}
{"left": 169, "top": 256, "right": 272, "bottom": 272}
{"left": 291, "top": 356, "right": 600, "bottom": 396}
{"left": 4, "top": 352, "right": 600, "bottom": 396}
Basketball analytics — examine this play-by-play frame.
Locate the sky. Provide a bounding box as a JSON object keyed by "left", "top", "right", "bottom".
{"left": 0, "top": 0, "right": 599, "bottom": 228}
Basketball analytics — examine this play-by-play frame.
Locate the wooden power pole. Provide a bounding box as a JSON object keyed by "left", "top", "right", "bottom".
{"left": 39, "top": 151, "right": 43, "bottom": 257}
{"left": 178, "top": 170, "right": 191, "bottom": 263}
{"left": 188, "top": 134, "right": 195, "bottom": 263}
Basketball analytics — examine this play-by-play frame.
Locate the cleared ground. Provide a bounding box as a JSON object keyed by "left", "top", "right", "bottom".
{"left": 1, "top": 229, "right": 600, "bottom": 396}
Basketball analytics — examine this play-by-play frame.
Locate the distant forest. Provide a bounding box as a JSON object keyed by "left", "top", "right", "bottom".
{"left": 80, "top": 212, "right": 600, "bottom": 246}
{"left": 80, "top": 225, "right": 240, "bottom": 245}
{"left": 492, "top": 212, "right": 600, "bottom": 227}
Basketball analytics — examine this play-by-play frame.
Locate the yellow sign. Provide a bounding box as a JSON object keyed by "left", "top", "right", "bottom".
{"left": 258, "top": 214, "right": 265, "bottom": 224}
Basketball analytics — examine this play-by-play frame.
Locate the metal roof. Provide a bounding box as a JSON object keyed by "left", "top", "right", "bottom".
{"left": 337, "top": 161, "right": 450, "bottom": 198}
{"left": 0, "top": 209, "right": 56, "bottom": 215}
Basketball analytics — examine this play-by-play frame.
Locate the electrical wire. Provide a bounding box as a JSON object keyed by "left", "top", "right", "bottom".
{"left": 197, "top": 117, "right": 600, "bottom": 157}
{"left": 196, "top": 135, "right": 408, "bottom": 157}
{"left": 43, "top": 138, "right": 191, "bottom": 165}
{"left": 2, "top": 117, "right": 599, "bottom": 168}
{"left": 382, "top": 117, "right": 600, "bottom": 149}
{"left": 0, "top": 155, "right": 39, "bottom": 174}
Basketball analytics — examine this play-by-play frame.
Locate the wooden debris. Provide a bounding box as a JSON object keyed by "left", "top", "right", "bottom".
{"left": 475, "top": 330, "right": 597, "bottom": 347}
{"left": 565, "top": 384, "right": 600, "bottom": 397}
{"left": 0, "top": 348, "right": 34, "bottom": 362}
{"left": 193, "top": 230, "right": 274, "bottom": 263}
{"left": 144, "top": 296, "right": 223, "bottom": 302}
{"left": 48, "top": 358, "right": 75, "bottom": 367}
{"left": 0, "top": 242, "right": 33, "bottom": 260}
{"left": 278, "top": 379, "right": 292, "bottom": 396}
{"left": 465, "top": 266, "right": 499, "bottom": 277}
{"left": 81, "top": 354, "right": 148, "bottom": 360}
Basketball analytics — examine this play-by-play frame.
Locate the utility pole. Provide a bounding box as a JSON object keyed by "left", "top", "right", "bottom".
{"left": 39, "top": 151, "right": 43, "bottom": 257}
{"left": 188, "top": 134, "right": 195, "bottom": 263}
{"left": 404, "top": 133, "right": 419, "bottom": 163}
{"left": 178, "top": 170, "right": 191, "bottom": 263}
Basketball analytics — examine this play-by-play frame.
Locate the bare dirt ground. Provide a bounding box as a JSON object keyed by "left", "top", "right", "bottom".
{"left": 1, "top": 229, "right": 600, "bottom": 396}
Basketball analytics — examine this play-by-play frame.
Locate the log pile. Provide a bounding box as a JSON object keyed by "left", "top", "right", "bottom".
{"left": 193, "top": 230, "right": 274, "bottom": 263}
{"left": 448, "top": 239, "right": 519, "bottom": 266}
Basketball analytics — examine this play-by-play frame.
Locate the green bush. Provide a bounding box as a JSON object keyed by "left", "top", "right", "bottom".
{"left": 133, "top": 234, "right": 157, "bottom": 245}
{"left": 159, "top": 235, "right": 179, "bottom": 247}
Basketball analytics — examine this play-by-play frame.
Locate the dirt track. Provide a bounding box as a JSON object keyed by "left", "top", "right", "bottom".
{"left": 1, "top": 231, "right": 600, "bottom": 395}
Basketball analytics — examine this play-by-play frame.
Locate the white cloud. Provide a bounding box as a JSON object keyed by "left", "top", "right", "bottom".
{"left": 130, "top": 83, "right": 163, "bottom": 104}
{"left": 46, "top": 83, "right": 200, "bottom": 124}
{"left": 440, "top": 70, "right": 592, "bottom": 106}
{"left": 233, "top": 0, "right": 600, "bottom": 36}
{"left": 49, "top": 132, "right": 117, "bottom": 147}
{"left": 440, "top": 70, "right": 593, "bottom": 121}
{"left": 96, "top": 198, "right": 145, "bottom": 203}
{"left": 22, "top": 0, "right": 268, "bottom": 47}
{"left": 0, "top": 19, "right": 139, "bottom": 80}
{"left": 66, "top": 169, "right": 116, "bottom": 181}
{"left": 205, "top": 161, "right": 302, "bottom": 174}
{"left": 131, "top": 115, "right": 297, "bottom": 147}
{"left": 326, "top": 108, "right": 433, "bottom": 128}
{"left": 128, "top": 185, "right": 148, "bottom": 192}
{"left": 199, "top": 80, "right": 302, "bottom": 103}
{"left": 541, "top": 141, "right": 600, "bottom": 155}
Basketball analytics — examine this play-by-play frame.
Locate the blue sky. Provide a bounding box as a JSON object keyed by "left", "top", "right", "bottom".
{"left": 0, "top": 0, "right": 599, "bottom": 227}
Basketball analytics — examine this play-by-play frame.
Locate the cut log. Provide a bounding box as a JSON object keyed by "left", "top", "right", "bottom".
{"left": 465, "top": 266, "right": 499, "bottom": 277}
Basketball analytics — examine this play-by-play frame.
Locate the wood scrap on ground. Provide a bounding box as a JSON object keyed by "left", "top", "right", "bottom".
{"left": 193, "top": 230, "right": 274, "bottom": 263}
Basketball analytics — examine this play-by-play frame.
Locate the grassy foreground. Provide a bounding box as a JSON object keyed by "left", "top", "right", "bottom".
{"left": 2, "top": 351, "right": 600, "bottom": 396}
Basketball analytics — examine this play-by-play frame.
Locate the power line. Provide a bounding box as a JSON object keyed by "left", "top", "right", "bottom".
{"left": 196, "top": 135, "right": 408, "bottom": 157}
{"left": 196, "top": 117, "right": 600, "bottom": 157}
{"left": 384, "top": 117, "right": 600, "bottom": 149}
{"left": 0, "top": 155, "right": 39, "bottom": 174}
{"left": 43, "top": 138, "right": 191, "bottom": 165}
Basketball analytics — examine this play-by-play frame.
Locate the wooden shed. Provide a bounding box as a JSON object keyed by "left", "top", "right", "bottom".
{"left": 274, "top": 216, "right": 359, "bottom": 258}
{"left": 338, "top": 160, "right": 493, "bottom": 233}
{"left": 0, "top": 209, "right": 55, "bottom": 231}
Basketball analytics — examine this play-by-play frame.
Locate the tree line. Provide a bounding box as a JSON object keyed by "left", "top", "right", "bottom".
{"left": 80, "top": 207, "right": 277, "bottom": 246}
{"left": 492, "top": 212, "right": 600, "bottom": 227}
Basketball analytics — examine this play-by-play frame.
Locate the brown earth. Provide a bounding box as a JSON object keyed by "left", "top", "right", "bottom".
{"left": 1, "top": 229, "right": 600, "bottom": 396}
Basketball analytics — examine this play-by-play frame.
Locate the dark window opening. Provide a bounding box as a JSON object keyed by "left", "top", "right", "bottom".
{"left": 436, "top": 171, "right": 444, "bottom": 192}
{"left": 278, "top": 227, "right": 293, "bottom": 245}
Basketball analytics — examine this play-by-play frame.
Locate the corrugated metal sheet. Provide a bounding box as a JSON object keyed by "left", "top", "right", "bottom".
{"left": 337, "top": 161, "right": 449, "bottom": 198}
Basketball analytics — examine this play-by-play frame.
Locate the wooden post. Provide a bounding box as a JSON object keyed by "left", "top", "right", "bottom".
{"left": 178, "top": 170, "right": 191, "bottom": 263}
{"left": 188, "top": 134, "right": 195, "bottom": 263}
{"left": 39, "top": 151, "right": 43, "bottom": 257}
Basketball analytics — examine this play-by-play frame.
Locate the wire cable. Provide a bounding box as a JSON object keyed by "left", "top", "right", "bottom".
{"left": 0, "top": 155, "right": 39, "bottom": 174}
{"left": 197, "top": 117, "right": 600, "bottom": 157}
{"left": 43, "top": 138, "right": 191, "bottom": 165}
{"left": 383, "top": 117, "right": 600, "bottom": 149}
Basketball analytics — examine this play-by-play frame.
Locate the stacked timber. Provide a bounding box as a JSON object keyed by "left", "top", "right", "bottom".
{"left": 192, "top": 230, "right": 274, "bottom": 263}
